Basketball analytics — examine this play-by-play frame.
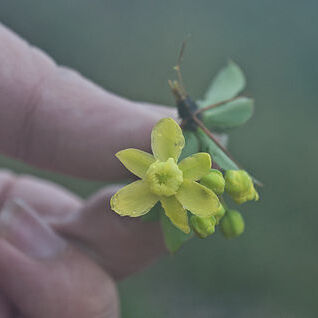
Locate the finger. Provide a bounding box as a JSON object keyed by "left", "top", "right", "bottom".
{"left": 0, "top": 294, "right": 12, "bottom": 318}
{"left": 0, "top": 170, "right": 166, "bottom": 280}
{"left": 0, "top": 200, "right": 118, "bottom": 318}
{"left": 0, "top": 24, "right": 176, "bottom": 181}
{"left": 58, "top": 185, "right": 167, "bottom": 280}
{"left": 0, "top": 169, "right": 82, "bottom": 223}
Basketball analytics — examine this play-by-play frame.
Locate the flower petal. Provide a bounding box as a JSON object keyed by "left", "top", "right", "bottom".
{"left": 178, "top": 153, "right": 211, "bottom": 181}
{"left": 116, "top": 148, "right": 155, "bottom": 179}
{"left": 160, "top": 196, "right": 190, "bottom": 234}
{"left": 176, "top": 180, "right": 220, "bottom": 217}
{"left": 110, "top": 180, "right": 158, "bottom": 217}
{"left": 151, "top": 118, "right": 185, "bottom": 162}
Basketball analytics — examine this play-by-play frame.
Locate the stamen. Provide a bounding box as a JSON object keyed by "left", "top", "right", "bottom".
{"left": 146, "top": 158, "right": 183, "bottom": 197}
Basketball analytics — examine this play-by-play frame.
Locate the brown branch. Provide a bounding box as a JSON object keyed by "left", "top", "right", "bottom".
{"left": 194, "top": 96, "right": 242, "bottom": 116}
{"left": 192, "top": 115, "right": 242, "bottom": 168}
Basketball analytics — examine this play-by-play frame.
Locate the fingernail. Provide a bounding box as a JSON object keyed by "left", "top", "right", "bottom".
{"left": 0, "top": 199, "right": 66, "bottom": 259}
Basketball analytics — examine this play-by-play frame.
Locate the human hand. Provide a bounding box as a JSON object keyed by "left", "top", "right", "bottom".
{"left": 0, "top": 23, "right": 175, "bottom": 317}
{"left": 0, "top": 199, "right": 119, "bottom": 318}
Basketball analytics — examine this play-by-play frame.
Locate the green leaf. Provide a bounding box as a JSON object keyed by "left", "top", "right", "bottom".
{"left": 202, "top": 97, "right": 254, "bottom": 131}
{"left": 161, "top": 211, "right": 193, "bottom": 253}
{"left": 141, "top": 202, "right": 161, "bottom": 222}
{"left": 196, "top": 128, "right": 239, "bottom": 171}
{"left": 178, "top": 130, "right": 200, "bottom": 161}
{"left": 199, "top": 60, "right": 246, "bottom": 108}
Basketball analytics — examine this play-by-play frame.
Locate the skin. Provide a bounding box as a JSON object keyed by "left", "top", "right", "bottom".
{"left": 0, "top": 23, "right": 177, "bottom": 317}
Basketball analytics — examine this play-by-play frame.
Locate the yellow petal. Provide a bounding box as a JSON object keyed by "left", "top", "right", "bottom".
{"left": 176, "top": 180, "right": 220, "bottom": 217}
{"left": 178, "top": 153, "right": 211, "bottom": 181}
{"left": 151, "top": 118, "right": 185, "bottom": 162}
{"left": 160, "top": 196, "right": 190, "bottom": 234}
{"left": 116, "top": 148, "right": 155, "bottom": 179}
{"left": 110, "top": 180, "right": 158, "bottom": 217}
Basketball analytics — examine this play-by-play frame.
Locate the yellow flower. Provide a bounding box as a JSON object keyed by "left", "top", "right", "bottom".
{"left": 110, "top": 118, "right": 220, "bottom": 233}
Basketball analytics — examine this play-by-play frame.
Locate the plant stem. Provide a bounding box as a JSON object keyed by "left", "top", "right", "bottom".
{"left": 194, "top": 96, "right": 242, "bottom": 115}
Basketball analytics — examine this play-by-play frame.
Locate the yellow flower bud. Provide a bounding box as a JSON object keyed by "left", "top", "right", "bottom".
{"left": 190, "top": 215, "right": 216, "bottom": 239}
{"left": 221, "top": 209, "right": 245, "bottom": 239}
{"left": 233, "top": 185, "right": 259, "bottom": 204}
{"left": 200, "top": 169, "right": 225, "bottom": 195}
{"left": 225, "top": 170, "right": 259, "bottom": 204}
{"left": 214, "top": 204, "right": 226, "bottom": 224}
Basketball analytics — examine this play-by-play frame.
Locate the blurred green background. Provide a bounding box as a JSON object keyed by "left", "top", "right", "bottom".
{"left": 0, "top": 0, "right": 317, "bottom": 317}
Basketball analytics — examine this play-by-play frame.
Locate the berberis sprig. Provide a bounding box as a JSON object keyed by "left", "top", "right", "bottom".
{"left": 110, "top": 48, "right": 260, "bottom": 252}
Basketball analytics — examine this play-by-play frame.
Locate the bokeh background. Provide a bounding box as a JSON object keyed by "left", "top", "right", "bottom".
{"left": 0, "top": 0, "right": 317, "bottom": 317}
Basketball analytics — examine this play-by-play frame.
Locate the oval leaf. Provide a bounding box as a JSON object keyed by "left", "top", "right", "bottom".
{"left": 196, "top": 128, "right": 239, "bottom": 171}
{"left": 199, "top": 60, "right": 246, "bottom": 108}
{"left": 202, "top": 97, "right": 254, "bottom": 131}
{"left": 178, "top": 130, "right": 200, "bottom": 161}
{"left": 161, "top": 212, "right": 193, "bottom": 253}
{"left": 141, "top": 202, "right": 161, "bottom": 222}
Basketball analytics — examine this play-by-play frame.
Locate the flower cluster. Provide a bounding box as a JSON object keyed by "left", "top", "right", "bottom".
{"left": 194, "top": 169, "right": 259, "bottom": 238}
{"left": 110, "top": 118, "right": 259, "bottom": 239}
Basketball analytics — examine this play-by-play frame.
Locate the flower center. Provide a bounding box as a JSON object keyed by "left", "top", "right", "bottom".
{"left": 146, "top": 158, "right": 183, "bottom": 197}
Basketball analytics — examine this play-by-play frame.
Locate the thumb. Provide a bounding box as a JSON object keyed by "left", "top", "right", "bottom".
{"left": 0, "top": 200, "right": 118, "bottom": 318}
